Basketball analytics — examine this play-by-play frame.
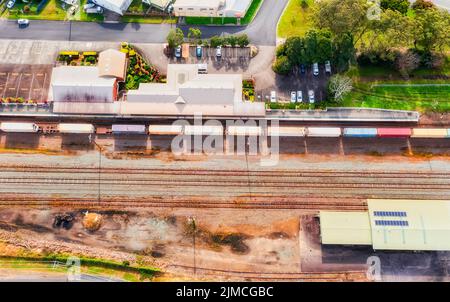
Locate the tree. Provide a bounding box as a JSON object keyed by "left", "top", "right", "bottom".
{"left": 413, "top": 8, "right": 450, "bottom": 52}
{"left": 236, "top": 34, "right": 250, "bottom": 47}
{"left": 381, "top": 0, "right": 410, "bottom": 15}
{"left": 412, "top": 0, "right": 435, "bottom": 11}
{"left": 328, "top": 75, "right": 353, "bottom": 102}
{"left": 166, "top": 28, "right": 184, "bottom": 48}
{"left": 284, "top": 36, "right": 305, "bottom": 65}
{"left": 272, "top": 56, "right": 292, "bottom": 75}
{"left": 394, "top": 50, "right": 421, "bottom": 78}
{"left": 226, "top": 35, "right": 238, "bottom": 47}
{"left": 187, "top": 28, "right": 202, "bottom": 44}
{"left": 332, "top": 32, "right": 356, "bottom": 72}
{"left": 210, "top": 35, "right": 224, "bottom": 47}
{"left": 312, "top": 0, "right": 373, "bottom": 45}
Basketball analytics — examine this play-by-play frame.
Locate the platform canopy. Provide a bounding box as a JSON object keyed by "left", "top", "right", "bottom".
{"left": 320, "top": 199, "right": 450, "bottom": 251}
{"left": 320, "top": 211, "right": 372, "bottom": 245}
{"left": 367, "top": 199, "right": 450, "bottom": 251}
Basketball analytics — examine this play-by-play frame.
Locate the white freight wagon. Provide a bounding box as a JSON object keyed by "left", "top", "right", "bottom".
{"left": 268, "top": 126, "right": 306, "bottom": 137}
{"left": 183, "top": 125, "right": 223, "bottom": 136}
{"left": 307, "top": 127, "right": 341, "bottom": 137}
{"left": 148, "top": 125, "right": 183, "bottom": 135}
{"left": 0, "top": 122, "right": 39, "bottom": 133}
{"left": 58, "top": 123, "right": 95, "bottom": 134}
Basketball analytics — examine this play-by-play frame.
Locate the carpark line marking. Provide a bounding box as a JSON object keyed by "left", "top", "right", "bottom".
{"left": 29, "top": 73, "right": 35, "bottom": 101}
{"left": 2, "top": 73, "right": 10, "bottom": 98}
{"left": 16, "top": 73, "right": 23, "bottom": 98}
{"left": 0, "top": 73, "right": 6, "bottom": 76}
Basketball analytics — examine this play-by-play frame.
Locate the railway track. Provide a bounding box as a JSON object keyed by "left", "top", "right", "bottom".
{"left": 0, "top": 165, "right": 448, "bottom": 209}
{"left": 167, "top": 265, "right": 368, "bottom": 281}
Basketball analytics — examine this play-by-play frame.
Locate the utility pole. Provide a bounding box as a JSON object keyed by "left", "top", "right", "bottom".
{"left": 189, "top": 216, "right": 197, "bottom": 275}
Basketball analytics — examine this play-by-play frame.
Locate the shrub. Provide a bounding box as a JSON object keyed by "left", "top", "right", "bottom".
{"left": 272, "top": 55, "right": 292, "bottom": 75}
{"left": 412, "top": 0, "right": 435, "bottom": 10}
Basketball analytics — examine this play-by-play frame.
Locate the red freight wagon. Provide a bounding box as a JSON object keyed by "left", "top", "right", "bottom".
{"left": 377, "top": 128, "right": 412, "bottom": 137}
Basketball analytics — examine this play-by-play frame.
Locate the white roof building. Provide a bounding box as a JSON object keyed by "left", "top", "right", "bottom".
{"left": 173, "top": 0, "right": 252, "bottom": 17}
{"left": 50, "top": 66, "right": 117, "bottom": 103}
{"left": 124, "top": 64, "right": 264, "bottom": 117}
{"left": 144, "top": 0, "right": 173, "bottom": 10}
{"left": 92, "top": 0, "right": 133, "bottom": 15}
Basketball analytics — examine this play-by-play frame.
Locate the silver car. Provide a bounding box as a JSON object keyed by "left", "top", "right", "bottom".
{"left": 308, "top": 90, "right": 315, "bottom": 104}
{"left": 313, "top": 63, "right": 319, "bottom": 76}
{"left": 297, "top": 91, "right": 303, "bottom": 102}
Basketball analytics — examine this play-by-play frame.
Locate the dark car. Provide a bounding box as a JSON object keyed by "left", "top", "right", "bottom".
{"left": 300, "top": 64, "right": 306, "bottom": 74}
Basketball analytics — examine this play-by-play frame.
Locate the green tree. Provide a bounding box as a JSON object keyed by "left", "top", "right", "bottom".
{"left": 187, "top": 27, "right": 202, "bottom": 44}
{"left": 284, "top": 36, "right": 305, "bottom": 65}
{"left": 381, "top": 0, "right": 410, "bottom": 15}
{"left": 210, "top": 35, "right": 224, "bottom": 47}
{"left": 412, "top": 0, "right": 435, "bottom": 10}
{"left": 312, "top": 0, "right": 373, "bottom": 45}
{"left": 332, "top": 32, "right": 356, "bottom": 72}
{"left": 413, "top": 8, "right": 450, "bottom": 52}
{"left": 272, "top": 56, "right": 292, "bottom": 75}
{"left": 303, "top": 30, "right": 333, "bottom": 63}
{"left": 236, "top": 34, "right": 250, "bottom": 47}
{"left": 166, "top": 28, "right": 184, "bottom": 48}
{"left": 226, "top": 35, "right": 238, "bottom": 47}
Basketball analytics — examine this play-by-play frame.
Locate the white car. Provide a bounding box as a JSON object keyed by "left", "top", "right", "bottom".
{"left": 17, "top": 19, "right": 29, "bottom": 26}
{"left": 216, "top": 46, "right": 222, "bottom": 57}
{"left": 84, "top": 3, "right": 95, "bottom": 9}
{"left": 6, "top": 0, "right": 15, "bottom": 9}
{"left": 290, "top": 91, "right": 297, "bottom": 103}
{"left": 270, "top": 91, "right": 276, "bottom": 103}
{"left": 312, "top": 63, "right": 319, "bottom": 76}
{"left": 297, "top": 91, "right": 303, "bottom": 102}
{"left": 325, "top": 60, "right": 331, "bottom": 74}
{"left": 308, "top": 90, "right": 315, "bottom": 104}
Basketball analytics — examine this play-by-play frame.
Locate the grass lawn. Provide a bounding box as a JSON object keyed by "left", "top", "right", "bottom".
{"left": 185, "top": 0, "right": 263, "bottom": 25}
{"left": 277, "top": 0, "right": 314, "bottom": 38}
{"left": 3, "top": 0, "right": 67, "bottom": 21}
{"left": 121, "top": 15, "right": 176, "bottom": 24}
{"left": 339, "top": 82, "right": 450, "bottom": 112}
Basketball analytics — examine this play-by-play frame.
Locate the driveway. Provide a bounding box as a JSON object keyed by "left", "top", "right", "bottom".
{"left": 0, "top": 0, "right": 288, "bottom": 46}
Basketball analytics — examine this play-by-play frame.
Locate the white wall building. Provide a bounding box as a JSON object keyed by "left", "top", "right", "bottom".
{"left": 124, "top": 64, "right": 265, "bottom": 117}
{"left": 173, "top": 0, "right": 252, "bottom": 17}
{"left": 92, "top": 0, "right": 133, "bottom": 15}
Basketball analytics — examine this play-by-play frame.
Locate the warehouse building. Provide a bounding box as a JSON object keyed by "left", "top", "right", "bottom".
{"left": 124, "top": 64, "right": 265, "bottom": 117}
{"left": 51, "top": 49, "right": 127, "bottom": 113}
{"left": 144, "top": 0, "right": 173, "bottom": 11}
{"left": 320, "top": 199, "right": 450, "bottom": 251}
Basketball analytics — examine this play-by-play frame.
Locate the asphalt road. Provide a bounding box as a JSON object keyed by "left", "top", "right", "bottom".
{"left": 0, "top": 0, "right": 288, "bottom": 46}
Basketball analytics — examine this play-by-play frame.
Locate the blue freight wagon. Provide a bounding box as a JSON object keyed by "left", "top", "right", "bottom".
{"left": 343, "top": 128, "right": 377, "bottom": 138}
{"left": 112, "top": 124, "right": 146, "bottom": 134}
{"left": 448, "top": 129, "right": 450, "bottom": 138}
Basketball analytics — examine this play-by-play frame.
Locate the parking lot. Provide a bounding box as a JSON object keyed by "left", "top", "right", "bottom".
{"left": 268, "top": 63, "right": 332, "bottom": 104}
{"left": 168, "top": 45, "right": 252, "bottom": 73}
{"left": 0, "top": 64, "right": 52, "bottom": 102}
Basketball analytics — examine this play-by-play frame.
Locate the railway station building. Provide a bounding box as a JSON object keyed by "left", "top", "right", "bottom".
{"left": 320, "top": 199, "right": 450, "bottom": 251}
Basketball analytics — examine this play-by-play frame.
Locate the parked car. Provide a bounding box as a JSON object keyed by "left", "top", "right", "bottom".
{"left": 17, "top": 19, "right": 29, "bottom": 26}
{"left": 216, "top": 46, "right": 222, "bottom": 57}
{"left": 270, "top": 91, "right": 277, "bottom": 103}
{"left": 84, "top": 2, "right": 95, "bottom": 9}
{"left": 312, "top": 63, "right": 319, "bottom": 76}
{"left": 325, "top": 60, "right": 331, "bottom": 74}
{"left": 196, "top": 45, "right": 202, "bottom": 58}
{"left": 308, "top": 90, "right": 315, "bottom": 104}
{"left": 290, "top": 91, "right": 297, "bottom": 103}
{"left": 300, "top": 64, "right": 306, "bottom": 74}
{"left": 6, "top": 0, "right": 15, "bottom": 9}
{"left": 297, "top": 91, "right": 303, "bottom": 102}
{"left": 174, "top": 45, "right": 182, "bottom": 58}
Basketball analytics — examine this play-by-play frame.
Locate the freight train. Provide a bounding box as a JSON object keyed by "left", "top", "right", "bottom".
{"left": 0, "top": 122, "right": 449, "bottom": 139}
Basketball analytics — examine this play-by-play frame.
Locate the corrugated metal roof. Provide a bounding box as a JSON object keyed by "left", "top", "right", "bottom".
{"left": 307, "top": 127, "right": 341, "bottom": 137}
{"left": 148, "top": 125, "right": 183, "bottom": 135}
{"left": 319, "top": 211, "right": 372, "bottom": 245}
{"left": 267, "top": 126, "right": 306, "bottom": 137}
{"left": 58, "top": 123, "right": 95, "bottom": 134}
{"left": 227, "top": 125, "right": 262, "bottom": 136}
{"left": 184, "top": 125, "right": 223, "bottom": 136}
{"left": 411, "top": 128, "right": 448, "bottom": 138}
{"left": 98, "top": 49, "right": 127, "bottom": 80}
{"left": 367, "top": 199, "right": 450, "bottom": 251}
